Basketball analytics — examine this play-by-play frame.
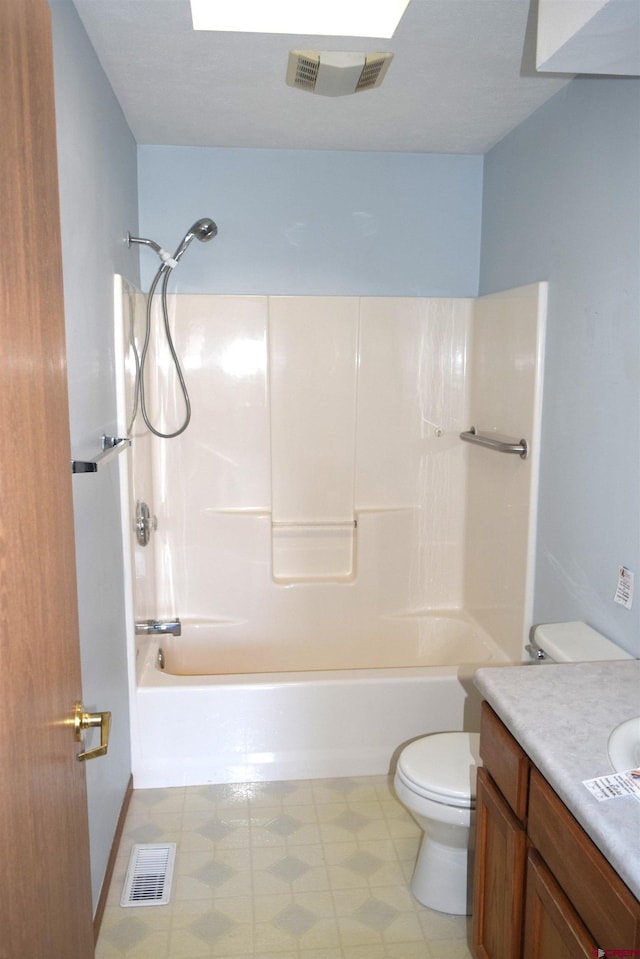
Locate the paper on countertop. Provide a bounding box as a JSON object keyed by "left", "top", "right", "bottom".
{"left": 583, "top": 769, "right": 640, "bottom": 803}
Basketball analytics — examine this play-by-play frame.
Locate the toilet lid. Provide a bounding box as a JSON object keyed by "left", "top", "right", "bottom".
{"left": 396, "top": 732, "right": 481, "bottom": 808}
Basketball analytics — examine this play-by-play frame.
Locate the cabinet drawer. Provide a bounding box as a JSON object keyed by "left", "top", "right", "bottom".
{"left": 479, "top": 703, "right": 529, "bottom": 821}
{"left": 528, "top": 767, "right": 640, "bottom": 948}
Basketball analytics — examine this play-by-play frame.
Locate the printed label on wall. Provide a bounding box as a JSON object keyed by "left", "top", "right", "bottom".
{"left": 614, "top": 566, "right": 634, "bottom": 609}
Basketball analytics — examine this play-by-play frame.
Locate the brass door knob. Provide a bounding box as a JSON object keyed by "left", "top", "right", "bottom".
{"left": 74, "top": 702, "right": 111, "bottom": 762}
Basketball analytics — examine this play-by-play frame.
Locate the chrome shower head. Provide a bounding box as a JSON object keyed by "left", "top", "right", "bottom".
{"left": 172, "top": 217, "right": 218, "bottom": 263}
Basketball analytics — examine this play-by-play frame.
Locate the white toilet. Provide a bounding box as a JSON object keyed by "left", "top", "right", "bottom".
{"left": 393, "top": 621, "right": 633, "bottom": 915}
{"left": 394, "top": 730, "right": 481, "bottom": 915}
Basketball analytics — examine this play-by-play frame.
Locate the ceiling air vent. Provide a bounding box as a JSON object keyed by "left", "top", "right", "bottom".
{"left": 286, "top": 51, "right": 393, "bottom": 97}
{"left": 356, "top": 54, "right": 392, "bottom": 91}
{"left": 120, "top": 843, "right": 176, "bottom": 907}
{"left": 291, "top": 53, "right": 321, "bottom": 91}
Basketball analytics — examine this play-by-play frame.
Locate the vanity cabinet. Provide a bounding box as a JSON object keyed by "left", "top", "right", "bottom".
{"left": 471, "top": 703, "right": 640, "bottom": 959}
{"left": 523, "top": 849, "right": 595, "bottom": 958}
{"left": 473, "top": 767, "right": 527, "bottom": 959}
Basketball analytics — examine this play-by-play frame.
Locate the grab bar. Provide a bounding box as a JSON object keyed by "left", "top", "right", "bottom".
{"left": 135, "top": 619, "right": 181, "bottom": 637}
{"left": 72, "top": 435, "right": 131, "bottom": 474}
{"left": 460, "top": 427, "right": 528, "bottom": 459}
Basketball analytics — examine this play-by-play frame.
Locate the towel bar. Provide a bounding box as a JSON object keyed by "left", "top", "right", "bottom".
{"left": 71, "top": 435, "right": 131, "bottom": 473}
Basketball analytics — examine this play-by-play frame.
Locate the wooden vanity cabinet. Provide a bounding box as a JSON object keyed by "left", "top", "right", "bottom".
{"left": 472, "top": 766, "right": 527, "bottom": 959}
{"left": 523, "top": 850, "right": 596, "bottom": 958}
{"left": 471, "top": 703, "right": 640, "bottom": 959}
{"left": 472, "top": 705, "right": 529, "bottom": 959}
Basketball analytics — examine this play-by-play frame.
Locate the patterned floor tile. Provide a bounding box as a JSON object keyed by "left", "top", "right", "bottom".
{"left": 273, "top": 902, "right": 318, "bottom": 937}
{"left": 261, "top": 812, "right": 306, "bottom": 838}
{"left": 341, "top": 848, "right": 383, "bottom": 877}
{"left": 268, "top": 854, "right": 312, "bottom": 883}
{"left": 343, "top": 946, "right": 387, "bottom": 959}
{"left": 386, "top": 942, "right": 434, "bottom": 958}
{"left": 101, "top": 915, "right": 155, "bottom": 950}
{"left": 97, "top": 773, "right": 473, "bottom": 959}
{"left": 299, "top": 950, "right": 343, "bottom": 959}
{"left": 249, "top": 780, "right": 312, "bottom": 806}
{"left": 426, "top": 941, "right": 474, "bottom": 958}
{"left": 352, "top": 895, "right": 400, "bottom": 930}
{"left": 190, "top": 908, "right": 238, "bottom": 942}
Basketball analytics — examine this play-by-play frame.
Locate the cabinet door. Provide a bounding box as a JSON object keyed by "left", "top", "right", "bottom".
{"left": 528, "top": 767, "right": 640, "bottom": 948}
{"left": 472, "top": 767, "right": 527, "bottom": 959}
{"left": 524, "top": 851, "right": 598, "bottom": 959}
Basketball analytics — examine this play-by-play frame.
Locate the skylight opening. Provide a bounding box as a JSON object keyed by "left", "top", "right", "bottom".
{"left": 189, "top": 0, "right": 410, "bottom": 39}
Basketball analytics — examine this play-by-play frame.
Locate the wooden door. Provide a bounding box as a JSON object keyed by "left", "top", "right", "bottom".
{"left": 471, "top": 767, "right": 527, "bottom": 959}
{"left": 523, "top": 852, "right": 597, "bottom": 959}
{"left": 0, "top": 1, "right": 95, "bottom": 957}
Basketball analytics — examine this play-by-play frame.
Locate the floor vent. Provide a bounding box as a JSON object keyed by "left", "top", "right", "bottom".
{"left": 120, "top": 843, "right": 176, "bottom": 907}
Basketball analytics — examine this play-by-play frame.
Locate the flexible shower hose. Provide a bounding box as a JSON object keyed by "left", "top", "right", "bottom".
{"left": 128, "top": 263, "right": 191, "bottom": 438}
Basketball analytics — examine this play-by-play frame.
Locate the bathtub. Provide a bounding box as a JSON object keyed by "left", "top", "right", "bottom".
{"left": 131, "top": 612, "right": 513, "bottom": 789}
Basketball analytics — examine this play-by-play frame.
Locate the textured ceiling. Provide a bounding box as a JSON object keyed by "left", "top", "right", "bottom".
{"left": 71, "top": 0, "right": 572, "bottom": 154}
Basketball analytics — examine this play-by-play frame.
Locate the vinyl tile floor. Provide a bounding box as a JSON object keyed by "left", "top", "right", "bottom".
{"left": 96, "top": 775, "right": 473, "bottom": 959}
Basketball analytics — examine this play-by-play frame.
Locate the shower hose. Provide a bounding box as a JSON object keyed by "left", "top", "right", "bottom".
{"left": 128, "top": 262, "right": 191, "bottom": 439}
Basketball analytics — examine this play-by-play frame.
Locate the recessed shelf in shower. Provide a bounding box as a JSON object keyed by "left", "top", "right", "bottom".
{"left": 271, "top": 518, "right": 357, "bottom": 583}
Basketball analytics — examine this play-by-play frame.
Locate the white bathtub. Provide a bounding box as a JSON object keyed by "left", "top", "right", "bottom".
{"left": 131, "top": 612, "right": 512, "bottom": 789}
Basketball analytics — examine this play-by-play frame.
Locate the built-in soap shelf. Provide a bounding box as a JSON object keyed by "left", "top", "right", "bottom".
{"left": 198, "top": 508, "right": 417, "bottom": 585}
{"left": 204, "top": 508, "right": 271, "bottom": 515}
{"left": 272, "top": 520, "right": 357, "bottom": 529}
{"left": 272, "top": 517, "right": 357, "bottom": 583}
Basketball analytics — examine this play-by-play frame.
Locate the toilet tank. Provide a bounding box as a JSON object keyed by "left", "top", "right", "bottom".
{"left": 527, "top": 621, "right": 634, "bottom": 663}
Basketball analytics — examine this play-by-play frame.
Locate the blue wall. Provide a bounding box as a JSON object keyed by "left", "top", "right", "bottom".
{"left": 480, "top": 78, "right": 640, "bottom": 656}
{"left": 50, "top": 0, "right": 138, "bottom": 913}
{"left": 137, "top": 146, "right": 483, "bottom": 296}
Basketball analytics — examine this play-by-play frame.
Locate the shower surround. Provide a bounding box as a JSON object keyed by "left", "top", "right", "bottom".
{"left": 116, "top": 281, "right": 546, "bottom": 786}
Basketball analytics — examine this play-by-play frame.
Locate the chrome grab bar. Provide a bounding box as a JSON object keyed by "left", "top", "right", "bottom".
{"left": 135, "top": 618, "right": 181, "bottom": 637}
{"left": 72, "top": 435, "right": 131, "bottom": 473}
{"left": 460, "top": 427, "right": 528, "bottom": 459}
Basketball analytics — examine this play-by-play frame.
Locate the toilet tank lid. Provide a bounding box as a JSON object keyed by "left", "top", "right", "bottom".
{"left": 532, "top": 621, "right": 634, "bottom": 662}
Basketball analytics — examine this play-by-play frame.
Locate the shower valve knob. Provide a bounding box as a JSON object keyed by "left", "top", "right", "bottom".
{"left": 135, "top": 500, "right": 157, "bottom": 547}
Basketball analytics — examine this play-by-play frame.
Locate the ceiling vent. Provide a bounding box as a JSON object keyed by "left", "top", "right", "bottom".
{"left": 286, "top": 51, "right": 393, "bottom": 97}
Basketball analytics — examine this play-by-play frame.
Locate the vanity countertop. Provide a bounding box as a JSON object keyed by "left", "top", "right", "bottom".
{"left": 474, "top": 659, "right": 640, "bottom": 901}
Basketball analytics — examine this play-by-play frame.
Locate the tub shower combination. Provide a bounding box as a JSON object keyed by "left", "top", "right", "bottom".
{"left": 115, "top": 255, "right": 546, "bottom": 789}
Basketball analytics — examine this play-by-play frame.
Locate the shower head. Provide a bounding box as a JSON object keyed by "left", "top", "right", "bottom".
{"left": 127, "top": 218, "right": 218, "bottom": 269}
{"left": 172, "top": 217, "right": 218, "bottom": 263}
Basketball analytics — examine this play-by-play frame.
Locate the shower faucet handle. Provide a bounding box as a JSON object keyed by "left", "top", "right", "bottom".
{"left": 135, "top": 500, "right": 157, "bottom": 547}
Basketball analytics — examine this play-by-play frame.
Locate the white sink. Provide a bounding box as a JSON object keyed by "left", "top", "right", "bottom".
{"left": 608, "top": 716, "right": 640, "bottom": 773}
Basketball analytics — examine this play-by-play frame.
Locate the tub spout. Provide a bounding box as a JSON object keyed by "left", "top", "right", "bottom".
{"left": 135, "top": 618, "right": 181, "bottom": 637}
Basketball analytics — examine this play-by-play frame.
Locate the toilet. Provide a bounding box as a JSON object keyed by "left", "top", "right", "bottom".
{"left": 394, "top": 730, "right": 481, "bottom": 915}
{"left": 393, "top": 621, "right": 633, "bottom": 915}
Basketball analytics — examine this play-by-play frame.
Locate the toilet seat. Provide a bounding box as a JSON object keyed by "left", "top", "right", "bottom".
{"left": 396, "top": 732, "right": 481, "bottom": 808}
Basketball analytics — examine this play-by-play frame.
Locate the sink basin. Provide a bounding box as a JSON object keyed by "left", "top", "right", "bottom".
{"left": 607, "top": 716, "right": 640, "bottom": 773}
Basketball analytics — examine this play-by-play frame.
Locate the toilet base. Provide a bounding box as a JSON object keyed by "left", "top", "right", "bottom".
{"left": 410, "top": 834, "right": 472, "bottom": 915}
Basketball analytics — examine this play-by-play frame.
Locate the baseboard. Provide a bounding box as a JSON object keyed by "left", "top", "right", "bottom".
{"left": 93, "top": 773, "right": 134, "bottom": 943}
